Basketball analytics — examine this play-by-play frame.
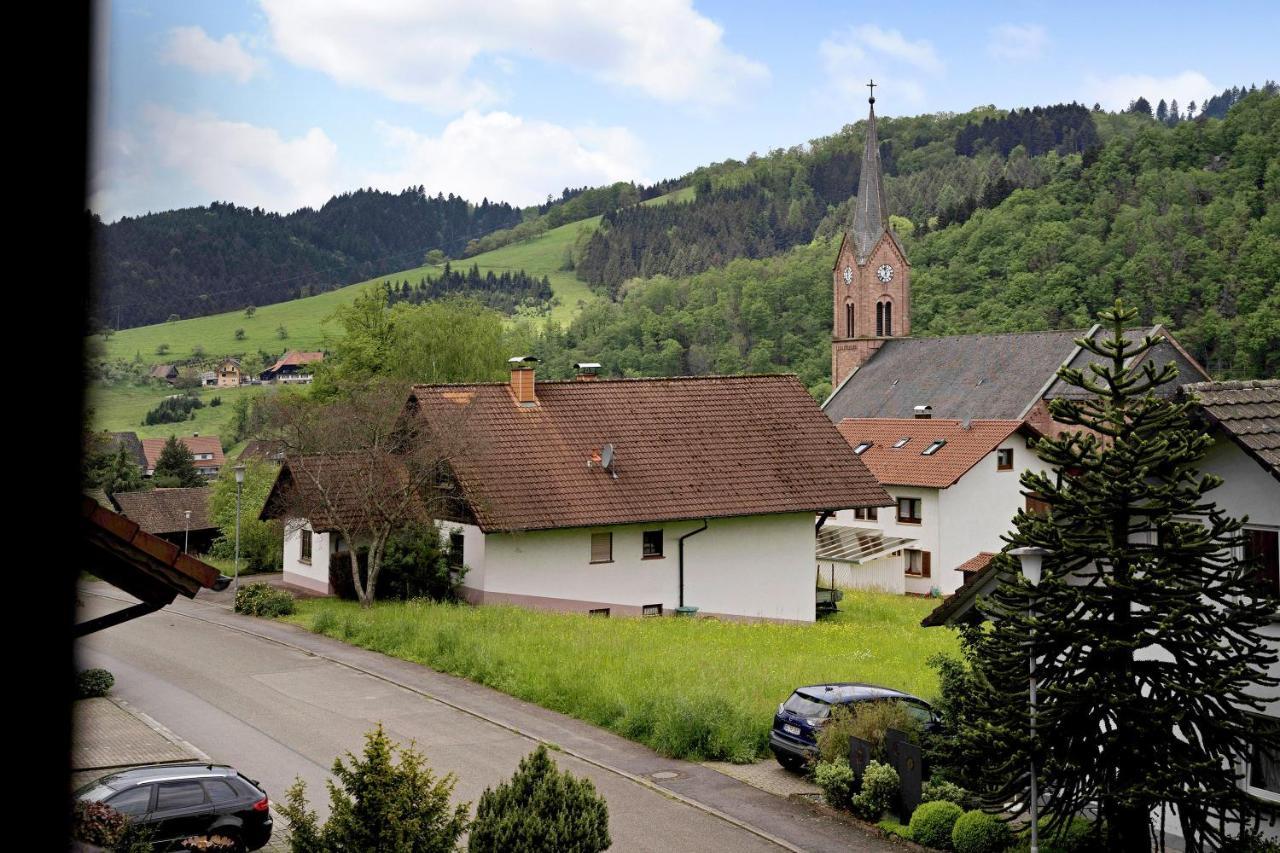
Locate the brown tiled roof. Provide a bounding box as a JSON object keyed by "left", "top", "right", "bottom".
{"left": 260, "top": 452, "right": 432, "bottom": 533}
{"left": 1183, "top": 379, "right": 1280, "bottom": 481}
{"left": 836, "top": 419, "right": 1036, "bottom": 488}
{"left": 955, "top": 552, "right": 997, "bottom": 574}
{"left": 114, "top": 487, "right": 214, "bottom": 535}
{"left": 82, "top": 496, "right": 226, "bottom": 604}
{"left": 265, "top": 351, "right": 324, "bottom": 373}
{"left": 237, "top": 439, "right": 286, "bottom": 463}
{"left": 411, "top": 374, "right": 891, "bottom": 532}
{"left": 141, "top": 436, "right": 225, "bottom": 472}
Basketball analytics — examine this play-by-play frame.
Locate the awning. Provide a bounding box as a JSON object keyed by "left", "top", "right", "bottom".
{"left": 816, "top": 525, "right": 917, "bottom": 564}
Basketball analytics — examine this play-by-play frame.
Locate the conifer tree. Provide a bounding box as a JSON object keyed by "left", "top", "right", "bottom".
{"left": 960, "top": 301, "right": 1280, "bottom": 851}
{"left": 152, "top": 436, "right": 204, "bottom": 487}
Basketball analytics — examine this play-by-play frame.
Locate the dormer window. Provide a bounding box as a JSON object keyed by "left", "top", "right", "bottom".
{"left": 921, "top": 440, "right": 946, "bottom": 456}
{"left": 892, "top": 437, "right": 910, "bottom": 449}
{"left": 854, "top": 442, "right": 872, "bottom": 455}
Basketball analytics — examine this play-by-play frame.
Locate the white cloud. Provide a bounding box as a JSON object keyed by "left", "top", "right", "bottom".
{"left": 259, "top": 0, "right": 768, "bottom": 111}
{"left": 365, "top": 111, "right": 647, "bottom": 206}
{"left": 1085, "top": 70, "right": 1218, "bottom": 112}
{"left": 89, "top": 107, "right": 342, "bottom": 220}
{"left": 987, "top": 24, "right": 1047, "bottom": 62}
{"left": 820, "top": 25, "right": 942, "bottom": 109}
{"left": 161, "top": 26, "right": 264, "bottom": 83}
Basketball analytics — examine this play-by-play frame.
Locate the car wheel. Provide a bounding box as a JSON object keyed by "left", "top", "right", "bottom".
{"left": 774, "top": 752, "right": 806, "bottom": 774}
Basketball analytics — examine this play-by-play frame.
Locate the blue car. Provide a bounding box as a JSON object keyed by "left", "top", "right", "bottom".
{"left": 769, "top": 682, "right": 941, "bottom": 772}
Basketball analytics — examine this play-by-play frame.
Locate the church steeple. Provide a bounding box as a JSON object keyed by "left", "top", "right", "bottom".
{"left": 849, "top": 85, "right": 889, "bottom": 263}
{"left": 830, "top": 81, "right": 911, "bottom": 390}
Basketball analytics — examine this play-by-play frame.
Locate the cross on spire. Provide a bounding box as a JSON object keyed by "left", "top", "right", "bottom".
{"left": 867, "top": 79, "right": 876, "bottom": 104}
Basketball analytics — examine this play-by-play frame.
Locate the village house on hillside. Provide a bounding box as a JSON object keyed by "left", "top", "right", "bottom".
{"left": 820, "top": 417, "right": 1049, "bottom": 596}
{"left": 260, "top": 351, "right": 323, "bottom": 384}
{"left": 149, "top": 364, "right": 178, "bottom": 384}
{"left": 821, "top": 93, "right": 1209, "bottom": 435}
{"left": 113, "top": 486, "right": 218, "bottom": 553}
{"left": 141, "top": 435, "right": 225, "bottom": 479}
{"left": 215, "top": 357, "right": 243, "bottom": 387}
{"left": 264, "top": 359, "right": 892, "bottom": 623}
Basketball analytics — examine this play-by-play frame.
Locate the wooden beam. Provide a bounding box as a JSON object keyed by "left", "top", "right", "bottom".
{"left": 74, "top": 601, "right": 164, "bottom": 637}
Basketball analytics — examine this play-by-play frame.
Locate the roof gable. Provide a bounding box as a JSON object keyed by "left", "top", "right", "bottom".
{"left": 1183, "top": 379, "right": 1280, "bottom": 481}
{"left": 411, "top": 374, "right": 892, "bottom": 532}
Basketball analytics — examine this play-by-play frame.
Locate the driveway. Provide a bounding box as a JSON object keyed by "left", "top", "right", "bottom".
{"left": 76, "top": 582, "right": 898, "bottom": 852}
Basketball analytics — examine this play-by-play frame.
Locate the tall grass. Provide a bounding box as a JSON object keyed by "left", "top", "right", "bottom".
{"left": 286, "top": 591, "right": 956, "bottom": 763}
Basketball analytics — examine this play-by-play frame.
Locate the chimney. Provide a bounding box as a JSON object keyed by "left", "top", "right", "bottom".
{"left": 508, "top": 356, "right": 539, "bottom": 406}
{"left": 913, "top": 405, "right": 932, "bottom": 420}
{"left": 573, "top": 362, "right": 601, "bottom": 381}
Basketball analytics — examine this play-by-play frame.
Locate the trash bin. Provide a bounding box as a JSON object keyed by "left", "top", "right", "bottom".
{"left": 675, "top": 606, "right": 699, "bottom": 617}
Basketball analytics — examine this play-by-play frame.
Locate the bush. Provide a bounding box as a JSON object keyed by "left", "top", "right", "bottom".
{"left": 234, "top": 583, "right": 296, "bottom": 617}
{"left": 923, "top": 778, "right": 972, "bottom": 809}
{"left": 210, "top": 396, "right": 222, "bottom": 407}
{"left": 77, "top": 668, "right": 115, "bottom": 698}
{"left": 70, "top": 801, "right": 154, "bottom": 851}
{"left": 468, "top": 744, "right": 610, "bottom": 853}
{"left": 1222, "top": 828, "right": 1280, "bottom": 853}
{"left": 817, "top": 700, "right": 922, "bottom": 766}
{"left": 851, "top": 759, "right": 900, "bottom": 821}
{"left": 1017, "top": 817, "right": 1099, "bottom": 853}
{"left": 278, "top": 724, "right": 470, "bottom": 853}
{"left": 909, "top": 800, "right": 964, "bottom": 850}
{"left": 816, "top": 703, "right": 859, "bottom": 764}
{"left": 952, "top": 810, "right": 1012, "bottom": 853}
{"left": 329, "top": 526, "right": 465, "bottom": 603}
{"left": 813, "top": 759, "right": 856, "bottom": 810}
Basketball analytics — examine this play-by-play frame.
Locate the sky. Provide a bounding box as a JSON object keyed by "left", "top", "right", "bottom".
{"left": 89, "top": 0, "right": 1278, "bottom": 223}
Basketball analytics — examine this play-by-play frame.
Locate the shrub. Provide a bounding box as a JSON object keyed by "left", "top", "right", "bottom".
{"left": 209, "top": 396, "right": 222, "bottom": 407}
{"left": 877, "top": 819, "right": 914, "bottom": 841}
{"left": 1222, "top": 828, "right": 1280, "bottom": 853}
{"left": 851, "top": 759, "right": 900, "bottom": 821}
{"left": 813, "top": 759, "right": 856, "bottom": 810}
{"left": 922, "top": 778, "right": 972, "bottom": 809}
{"left": 816, "top": 703, "right": 859, "bottom": 764}
{"left": 1017, "top": 817, "right": 1099, "bottom": 853}
{"left": 468, "top": 744, "right": 610, "bottom": 853}
{"left": 72, "top": 800, "right": 126, "bottom": 845}
{"left": 235, "top": 328, "right": 246, "bottom": 340}
{"left": 77, "top": 668, "right": 115, "bottom": 698}
{"left": 235, "top": 583, "right": 296, "bottom": 617}
{"left": 909, "top": 800, "right": 964, "bottom": 850}
{"left": 329, "top": 526, "right": 465, "bottom": 603}
{"left": 279, "top": 724, "right": 469, "bottom": 853}
{"left": 952, "top": 810, "right": 1012, "bottom": 853}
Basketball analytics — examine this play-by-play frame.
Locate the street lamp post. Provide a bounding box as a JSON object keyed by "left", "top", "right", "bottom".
{"left": 183, "top": 509, "right": 192, "bottom": 554}
{"left": 234, "top": 464, "right": 246, "bottom": 599}
{"left": 1010, "top": 546, "right": 1050, "bottom": 853}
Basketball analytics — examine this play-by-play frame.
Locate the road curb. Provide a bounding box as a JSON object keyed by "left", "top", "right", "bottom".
{"left": 82, "top": 589, "right": 806, "bottom": 852}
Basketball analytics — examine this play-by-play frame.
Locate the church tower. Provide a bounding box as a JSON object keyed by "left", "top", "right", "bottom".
{"left": 831, "top": 82, "right": 911, "bottom": 389}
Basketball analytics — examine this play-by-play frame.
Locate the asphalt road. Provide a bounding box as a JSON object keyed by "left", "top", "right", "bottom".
{"left": 76, "top": 584, "right": 895, "bottom": 852}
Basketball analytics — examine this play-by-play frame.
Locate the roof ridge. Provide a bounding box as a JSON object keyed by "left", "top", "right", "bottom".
{"left": 411, "top": 373, "right": 802, "bottom": 389}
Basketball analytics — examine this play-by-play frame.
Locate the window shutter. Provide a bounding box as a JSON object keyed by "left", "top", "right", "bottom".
{"left": 922, "top": 551, "right": 931, "bottom": 578}
{"left": 590, "top": 532, "right": 612, "bottom": 563}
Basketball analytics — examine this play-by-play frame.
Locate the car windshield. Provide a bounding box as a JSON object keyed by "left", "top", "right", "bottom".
{"left": 783, "top": 692, "right": 831, "bottom": 719}
{"left": 76, "top": 783, "right": 115, "bottom": 802}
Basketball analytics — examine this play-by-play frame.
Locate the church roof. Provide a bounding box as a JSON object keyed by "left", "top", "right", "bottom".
{"left": 823, "top": 326, "right": 1209, "bottom": 423}
{"left": 849, "top": 98, "right": 899, "bottom": 264}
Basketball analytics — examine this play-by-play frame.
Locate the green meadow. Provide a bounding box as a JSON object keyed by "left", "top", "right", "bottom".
{"left": 86, "top": 381, "right": 275, "bottom": 456}
{"left": 285, "top": 588, "right": 956, "bottom": 763}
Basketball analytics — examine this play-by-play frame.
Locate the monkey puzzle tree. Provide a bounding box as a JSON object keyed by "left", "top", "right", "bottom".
{"left": 961, "top": 301, "right": 1279, "bottom": 851}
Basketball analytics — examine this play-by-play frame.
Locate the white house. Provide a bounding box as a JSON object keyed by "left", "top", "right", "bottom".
{"left": 270, "top": 360, "right": 892, "bottom": 623}
{"left": 819, "top": 417, "right": 1048, "bottom": 596}
{"left": 920, "top": 379, "right": 1280, "bottom": 843}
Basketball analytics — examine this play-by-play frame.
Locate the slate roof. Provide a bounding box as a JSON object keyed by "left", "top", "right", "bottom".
{"left": 141, "top": 436, "right": 225, "bottom": 472}
{"left": 410, "top": 374, "right": 892, "bottom": 533}
{"left": 836, "top": 419, "right": 1037, "bottom": 488}
{"left": 1183, "top": 379, "right": 1280, "bottom": 481}
{"left": 823, "top": 326, "right": 1207, "bottom": 423}
{"left": 114, "top": 487, "right": 215, "bottom": 535}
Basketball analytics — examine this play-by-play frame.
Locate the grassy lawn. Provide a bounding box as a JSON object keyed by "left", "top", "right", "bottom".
{"left": 95, "top": 188, "right": 695, "bottom": 364}
{"left": 283, "top": 589, "right": 956, "bottom": 763}
{"left": 86, "top": 381, "right": 275, "bottom": 440}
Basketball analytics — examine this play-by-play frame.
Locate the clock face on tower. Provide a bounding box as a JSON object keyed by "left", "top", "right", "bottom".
{"left": 842, "top": 266, "right": 853, "bottom": 284}
{"left": 877, "top": 264, "right": 894, "bottom": 283}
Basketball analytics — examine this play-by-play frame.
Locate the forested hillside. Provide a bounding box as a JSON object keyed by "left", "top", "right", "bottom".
{"left": 89, "top": 186, "right": 522, "bottom": 330}
{"left": 523, "top": 90, "right": 1279, "bottom": 393}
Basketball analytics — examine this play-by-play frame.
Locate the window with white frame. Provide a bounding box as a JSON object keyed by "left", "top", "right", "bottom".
{"left": 300, "top": 529, "right": 313, "bottom": 564}
{"left": 905, "top": 549, "right": 931, "bottom": 577}
{"left": 1247, "top": 719, "right": 1280, "bottom": 803}
{"left": 897, "top": 497, "right": 922, "bottom": 524}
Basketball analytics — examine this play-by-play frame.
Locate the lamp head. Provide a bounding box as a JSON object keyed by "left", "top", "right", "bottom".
{"left": 234, "top": 464, "right": 246, "bottom": 484}
{"left": 1009, "top": 546, "right": 1051, "bottom": 586}
{"left": 184, "top": 510, "right": 192, "bottom": 519}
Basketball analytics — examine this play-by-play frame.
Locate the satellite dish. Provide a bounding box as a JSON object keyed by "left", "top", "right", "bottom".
{"left": 601, "top": 443, "right": 615, "bottom": 469}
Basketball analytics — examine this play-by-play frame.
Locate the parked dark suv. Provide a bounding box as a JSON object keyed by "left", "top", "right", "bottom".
{"left": 769, "top": 682, "right": 941, "bottom": 772}
{"left": 74, "top": 763, "right": 272, "bottom": 851}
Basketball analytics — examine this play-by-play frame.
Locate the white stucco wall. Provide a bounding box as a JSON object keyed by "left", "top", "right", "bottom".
{"left": 449, "top": 513, "right": 819, "bottom": 622}
{"left": 938, "top": 437, "right": 1051, "bottom": 595}
{"left": 282, "top": 520, "right": 331, "bottom": 594}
